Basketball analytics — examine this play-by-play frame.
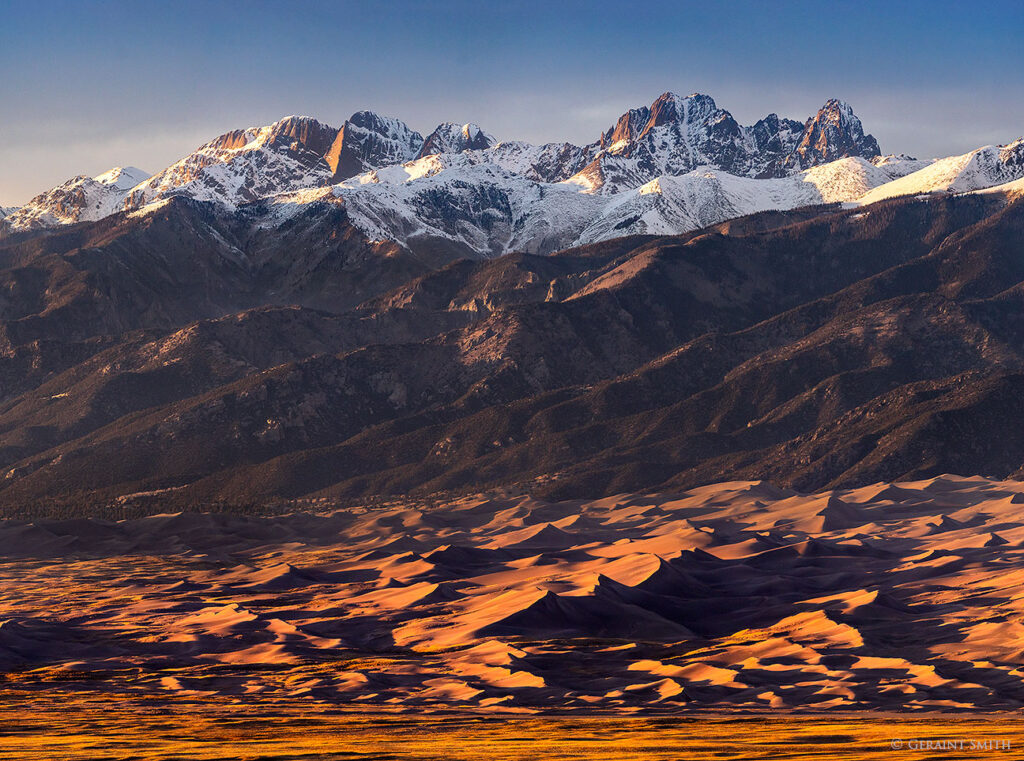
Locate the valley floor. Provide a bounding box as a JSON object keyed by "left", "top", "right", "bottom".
{"left": 1, "top": 699, "right": 1021, "bottom": 760}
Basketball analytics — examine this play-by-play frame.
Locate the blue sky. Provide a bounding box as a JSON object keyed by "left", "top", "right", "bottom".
{"left": 1, "top": 0, "right": 1022, "bottom": 204}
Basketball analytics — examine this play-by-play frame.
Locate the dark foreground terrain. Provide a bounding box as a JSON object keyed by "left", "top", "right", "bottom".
{"left": 0, "top": 188, "right": 1022, "bottom": 511}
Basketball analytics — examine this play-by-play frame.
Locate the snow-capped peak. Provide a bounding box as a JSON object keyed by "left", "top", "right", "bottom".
{"left": 2, "top": 164, "right": 155, "bottom": 231}
{"left": 416, "top": 122, "right": 496, "bottom": 158}
{"left": 782, "top": 99, "right": 880, "bottom": 172}
{"left": 93, "top": 166, "right": 151, "bottom": 190}
{"left": 327, "top": 111, "right": 424, "bottom": 181}
{"left": 461, "top": 123, "right": 496, "bottom": 147}
{"left": 821, "top": 98, "right": 853, "bottom": 116}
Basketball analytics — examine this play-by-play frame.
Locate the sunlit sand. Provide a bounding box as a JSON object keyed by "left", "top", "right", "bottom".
{"left": 5, "top": 475, "right": 1024, "bottom": 754}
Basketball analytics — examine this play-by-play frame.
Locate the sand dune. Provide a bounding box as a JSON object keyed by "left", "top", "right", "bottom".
{"left": 6, "top": 475, "right": 1024, "bottom": 711}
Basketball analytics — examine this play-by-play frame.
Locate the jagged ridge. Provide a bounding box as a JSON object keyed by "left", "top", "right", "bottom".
{"left": 4, "top": 93, "right": 1022, "bottom": 261}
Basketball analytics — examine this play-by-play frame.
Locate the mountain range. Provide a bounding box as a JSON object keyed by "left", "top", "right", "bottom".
{"left": 7, "top": 92, "right": 1021, "bottom": 263}
{"left": 0, "top": 91, "right": 1023, "bottom": 512}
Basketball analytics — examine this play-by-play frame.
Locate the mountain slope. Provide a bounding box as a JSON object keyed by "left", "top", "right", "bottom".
{"left": 859, "top": 138, "right": 1024, "bottom": 204}
{"left": 0, "top": 191, "right": 1021, "bottom": 509}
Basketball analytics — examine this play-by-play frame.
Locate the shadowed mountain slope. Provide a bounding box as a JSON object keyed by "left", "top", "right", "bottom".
{"left": 0, "top": 190, "right": 1021, "bottom": 511}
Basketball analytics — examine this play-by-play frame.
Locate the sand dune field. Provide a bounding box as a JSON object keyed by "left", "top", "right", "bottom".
{"left": 5, "top": 475, "right": 1024, "bottom": 754}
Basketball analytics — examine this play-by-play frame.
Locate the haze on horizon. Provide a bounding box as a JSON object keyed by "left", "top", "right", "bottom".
{"left": 1, "top": 0, "right": 1022, "bottom": 206}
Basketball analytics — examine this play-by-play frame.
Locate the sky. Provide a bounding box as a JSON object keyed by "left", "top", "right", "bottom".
{"left": 1, "top": 0, "right": 1022, "bottom": 205}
